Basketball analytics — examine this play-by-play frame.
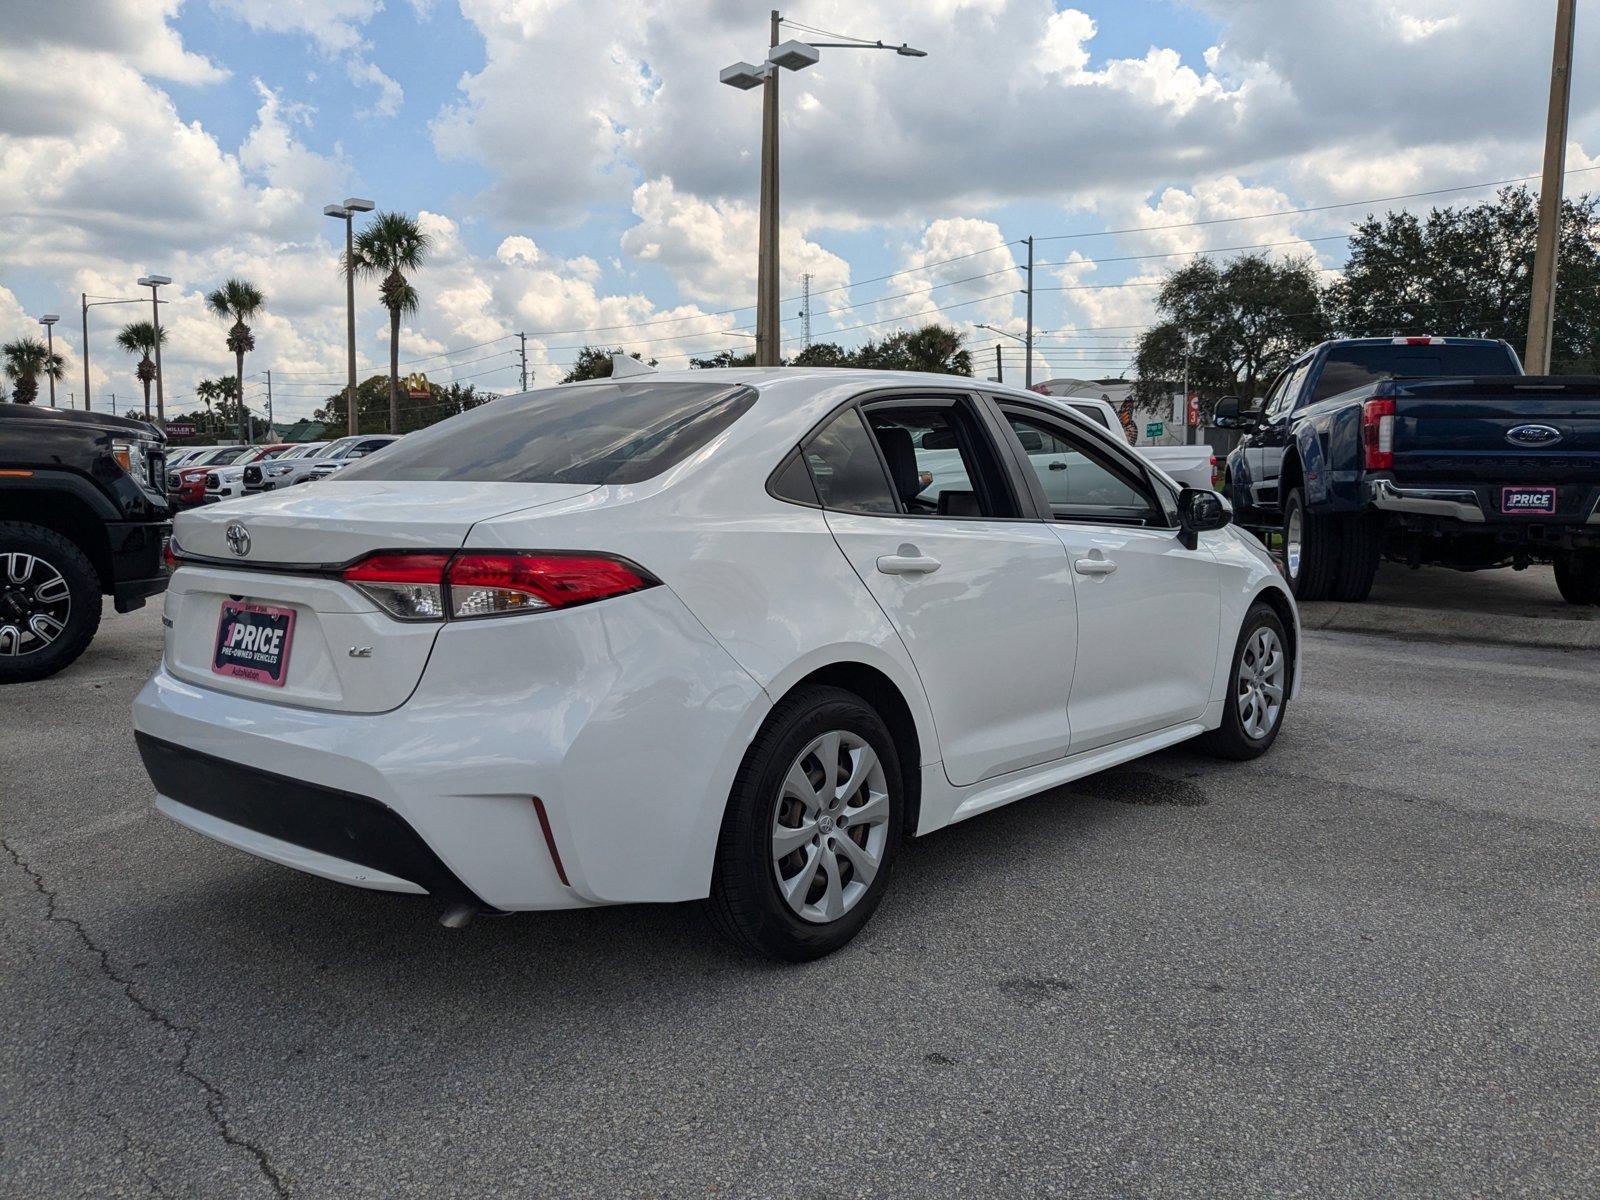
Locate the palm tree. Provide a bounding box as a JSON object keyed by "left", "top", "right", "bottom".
{"left": 115, "top": 321, "right": 166, "bottom": 418}
{"left": 352, "top": 212, "right": 431, "bottom": 434}
{"left": 194, "top": 377, "right": 223, "bottom": 435}
{"left": 3, "top": 337, "right": 65, "bottom": 406}
{"left": 205, "top": 277, "right": 265, "bottom": 442}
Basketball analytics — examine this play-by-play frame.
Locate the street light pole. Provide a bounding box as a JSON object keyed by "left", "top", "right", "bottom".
{"left": 721, "top": 17, "right": 924, "bottom": 367}
{"left": 81, "top": 295, "right": 91, "bottom": 410}
{"left": 136, "top": 275, "right": 171, "bottom": 428}
{"left": 39, "top": 315, "right": 59, "bottom": 407}
{"left": 326, "top": 197, "right": 374, "bottom": 435}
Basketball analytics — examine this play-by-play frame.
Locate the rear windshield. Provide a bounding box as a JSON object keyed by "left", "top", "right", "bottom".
{"left": 337, "top": 381, "right": 758, "bottom": 485}
{"left": 1311, "top": 344, "right": 1517, "bottom": 403}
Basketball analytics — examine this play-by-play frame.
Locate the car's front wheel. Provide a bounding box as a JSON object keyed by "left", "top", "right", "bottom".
{"left": 0, "top": 522, "right": 103, "bottom": 684}
{"left": 708, "top": 685, "right": 904, "bottom": 961}
{"left": 1194, "top": 602, "right": 1291, "bottom": 761}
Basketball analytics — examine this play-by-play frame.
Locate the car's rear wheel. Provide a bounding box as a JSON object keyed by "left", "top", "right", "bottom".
{"left": 1194, "top": 602, "right": 1290, "bottom": 761}
{"left": 1553, "top": 550, "right": 1600, "bottom": 605}
{"left": 0, "top": 522, "right": 102, "bottom": 684}
{"left": 1283, "top": 488, "right": 1339, "bottom": 600}
{"left": 707, "top": 685, "right": 903, "bottom": 961}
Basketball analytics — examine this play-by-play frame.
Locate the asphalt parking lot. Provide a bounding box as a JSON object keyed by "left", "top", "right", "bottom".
{"left": 3, "top": 604, "right": 1596, "bottom": 1198}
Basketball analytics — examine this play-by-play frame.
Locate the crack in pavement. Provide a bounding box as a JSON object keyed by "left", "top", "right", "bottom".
{"left": 2, "top": 838, "right": 290, "bottom": 1198}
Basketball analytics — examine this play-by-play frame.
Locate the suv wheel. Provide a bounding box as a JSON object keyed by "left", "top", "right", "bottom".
{"left": 1283, "top": 488, "right": 1340, "bottom": 601}
{"left": 0, "top": 522, "right": 103, "bottom": 684}
{"left": 707, "top": 685, "right": 904, "bottom": 961}
{"left": 1553, "top": 550, "right": 1600, "bottom": 605}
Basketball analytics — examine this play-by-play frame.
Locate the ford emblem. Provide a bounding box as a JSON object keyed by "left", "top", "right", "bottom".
{"left": 1505, "top": 423, "right": 1561, "bottom": 447}
{"left": 225, "top": 522, "right": 251, "bottom": 557}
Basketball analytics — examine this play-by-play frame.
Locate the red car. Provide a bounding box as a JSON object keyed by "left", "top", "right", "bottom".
{"left": 165, "top": 445, "right": 253, "bottom": 508}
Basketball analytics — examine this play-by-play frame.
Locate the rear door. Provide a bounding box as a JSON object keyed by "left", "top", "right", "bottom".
{"left": 807, "top": 395, "right": 1079, "bottom": 787}
{"left": 994, "top": 400, "right": 1222, "bottom": 753}
{"left": 1249, "top": 357, "right": 1311, "bottom": 508}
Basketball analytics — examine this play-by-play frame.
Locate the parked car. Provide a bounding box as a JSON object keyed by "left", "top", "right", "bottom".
{"left": 1050, "top": 395, "right": 1217, "bottom": 491}
{"left": 135, "top": 368, "right": 1297, "bottom": 959}
{"left": 167, "top": 445, "right": 249, "bottom": 509}
{"left": 242, "top": 442, "right": 328, "bottom": 493}
{"left": 204, "top": 443, "right": 295, "bottom": 503}
{"left": 298, "top": 434, "right": 401, "bottom": 483}
{"left": 1218, "top": 335, "right": 1600, "bottom": 603}
{"left": 166, "top": 446, "right": 214, "bottom": 468}
{"left": 0, "top": 403, "right": 171, "bottom": 682}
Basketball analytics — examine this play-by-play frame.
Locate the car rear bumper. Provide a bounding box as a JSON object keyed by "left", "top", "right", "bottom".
{"left": 131, "top": 586, "right": 770, "bottom": 911}
{"left": 1369, "top": 478, "right": 1600, "bottom": 548}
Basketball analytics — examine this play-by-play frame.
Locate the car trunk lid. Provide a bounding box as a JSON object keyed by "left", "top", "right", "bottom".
{"left": 164, "top": 481, "right": 597, "bottom": 712}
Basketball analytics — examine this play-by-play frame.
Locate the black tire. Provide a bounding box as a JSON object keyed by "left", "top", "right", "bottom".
{"left": 1331, "top": 513, "right": 1383, "bottom": 602}
{"left": 1553, "top": 550, "right": 1600, "bottom": 605}
{"left": 707, "top": 685, "right": 904, "bottom": 962}
{"left": 1283, "top": 488, "right": 1340, "bottom": 601}
{"left": 1194, "top": 602, "right": 1292, "bottom": 761}
{"left": 0, "top": 522, "right": 103, "bottom": 684}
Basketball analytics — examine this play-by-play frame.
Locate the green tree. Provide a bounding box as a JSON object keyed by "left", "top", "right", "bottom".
{"left": 789, "top": 342, "right": 849, "bottom": 367}
{"left": 688, "top": 349, "right": 758, "bottom": 369}
{"left": 114, "top": 321, "right": 165, "bottom": 417}
{"left": 351, "top": 212, "right": 431, "bottom": 433}
{"left": 205, "top": 278, "right": 265, "bottom": 441}
{"left": 1133, "top": 253, "right": 1330, "bottom": 414}
{"left": 313, "top": 374, "right": 494, "bottom": 434}
{"left": 1327, "top": 185, "right": 1600, "bottom": 373}
{"left": 851, "top": 324, "right": 972, "bottom": 374}
{"left": 2, "top": 337, "right": 64, "bottom": 405}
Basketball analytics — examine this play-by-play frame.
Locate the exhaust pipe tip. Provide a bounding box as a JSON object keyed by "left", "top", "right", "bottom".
{"left": 438, "top": 902, "right": 478, "bottom": 930}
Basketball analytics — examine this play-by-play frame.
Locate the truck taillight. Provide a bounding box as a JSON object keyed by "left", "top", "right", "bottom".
{"left": 1362, "top": 398, "right": 1395, "bottom": 470}
{"left": 339, "top": 551, "right": 656, "bottom": 622}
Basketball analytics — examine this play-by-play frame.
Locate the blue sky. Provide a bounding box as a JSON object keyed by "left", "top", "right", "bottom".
{"left": 2, "top": 1, "right": 1595, "bottom": 420}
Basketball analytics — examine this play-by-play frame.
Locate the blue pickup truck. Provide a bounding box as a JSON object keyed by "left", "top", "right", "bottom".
{"left": 1216, "top": 336, "right": 1600, "bottom": 604}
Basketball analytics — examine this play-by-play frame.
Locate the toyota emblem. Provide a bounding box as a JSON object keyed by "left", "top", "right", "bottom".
{"left": 1505, "top": 423, "right": 1562, "bottom": 448}
{"left": 225, "top": 522, "right": 251, "bottom": 558}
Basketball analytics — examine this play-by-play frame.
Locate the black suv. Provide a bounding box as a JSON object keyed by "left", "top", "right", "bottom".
{"left": 0, "top": 403, "right": 172, "bottom": 682}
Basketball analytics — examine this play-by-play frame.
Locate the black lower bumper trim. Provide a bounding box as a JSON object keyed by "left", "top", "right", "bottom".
{"left": 135, "top": 732, "right": 490, "bottom": 909}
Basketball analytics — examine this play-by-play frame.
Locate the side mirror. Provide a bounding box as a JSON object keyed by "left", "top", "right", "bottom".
{"left": 345, "top": 450, "right": 366, "bottom": 459}
{"left": 1177, "top": 486, "right": 1232, "bottom": 549}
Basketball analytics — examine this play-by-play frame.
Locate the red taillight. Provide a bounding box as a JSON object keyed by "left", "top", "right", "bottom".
{"left": 447, "top": 552, "right": 653, "bottom": 619}
{"left": 162, "top": 537, "right": 177, "bottom": 571}
{"left": 338, "top": 551, "right": 654, "bottom": 621}
{"left": 1362, "top": 398, "right": 1395, "bottom": 470}
{"left": 342, "top": 553, "right": 452, "bottom": 620}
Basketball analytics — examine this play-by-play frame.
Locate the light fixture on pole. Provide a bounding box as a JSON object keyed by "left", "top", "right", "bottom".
{"left": 325, "top": 196, "right": 375, "bottom": 435}
{"left": 720, "top": 12, "right": 925, "bottom": 366}
{"left": 38, "top": 315, "right": 60, "bottom": 407}
{"left": 135, "top": 275, "right": 171, "bottom": 428}
{"left": 80, "top": 293, "right": 159, "bottom": 412}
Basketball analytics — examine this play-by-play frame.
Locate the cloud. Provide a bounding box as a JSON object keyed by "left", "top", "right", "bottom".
{"left": 210, "top": 0, "right": 403, "bottom": 118}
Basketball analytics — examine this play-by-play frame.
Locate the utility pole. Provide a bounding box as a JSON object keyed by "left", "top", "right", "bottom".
{"left": 110, "top": 393, "right": 117, "bottom": 416}
{"left": 756, "top": 8, "right": 782, "bottom": 366}
{"left": 1526, "top": 0, "right": 1577, "bottom": 374}
{"left": 137, "top": 275, "right": 171, "bottom": 428}
{"left": 995, "top": 343, "right": 1003, "bottom": 383}
{"left": 518, "top": 332, "right": 528, "bottom": 391}
{"left": 81, "top": 294, "right": 91, "bottom": 411}
{"left": 1024, "top": 235, "right": 1035, "bottom": 390}
{"left": 799, "top": 273, "right": 813, "bottom": 347}
{"left": 265, "top": 370, "right": 273, "bottom": 435}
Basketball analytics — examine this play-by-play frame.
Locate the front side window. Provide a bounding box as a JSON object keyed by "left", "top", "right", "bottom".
{"left": 339, "top": 381, "right": 756, "bottom": 485}
{"left": 1003, "top": 407, "right": 1162, "bottom": 526}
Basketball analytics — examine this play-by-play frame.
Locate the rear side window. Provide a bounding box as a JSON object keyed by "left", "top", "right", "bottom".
{"left": 338, "top": 381, "right": 757, "bottom": 485}
{"left": 801, "top": 409, "right": 898, "bottom": 514}
{"left": 1311, "top": 344, "right": 1518, "bottom": 403}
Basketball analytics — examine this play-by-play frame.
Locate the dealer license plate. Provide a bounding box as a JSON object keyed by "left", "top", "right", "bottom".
{"left": 1501, "top": 486, "right": 1557, "bottom": 516}
{"left": 212, "top": 600, "right": 296, "bottom": 687}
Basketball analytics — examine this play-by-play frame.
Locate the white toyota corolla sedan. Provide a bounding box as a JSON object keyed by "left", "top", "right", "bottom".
{"left": 134, "top": 367, "right": 1298, "bottom": 960}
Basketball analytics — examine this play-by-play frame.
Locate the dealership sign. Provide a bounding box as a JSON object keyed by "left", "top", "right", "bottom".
{"left": 166, "top": 421, "right": 196, "bottom": 438}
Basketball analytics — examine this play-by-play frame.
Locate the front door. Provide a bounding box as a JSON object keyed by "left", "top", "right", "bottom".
{"left": 996, "top": 402, "right": 1222, "bottom": 753}
{"left": 803, "top": 397, "right": 1079, "bottom": 787}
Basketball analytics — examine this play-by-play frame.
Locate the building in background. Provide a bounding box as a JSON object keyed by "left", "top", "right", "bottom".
{"left": 1031, "top": 377, "right": 1187, "bottom": 446}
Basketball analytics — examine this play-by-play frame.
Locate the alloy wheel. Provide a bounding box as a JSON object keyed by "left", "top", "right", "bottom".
{"left": 1236, "top": 627, "right": 1286, "bottom": 740}
{"left": 0, "top": 552, "right": 72, "bottom": 657}
{"left": 771, "top": 730, "right": 891, "bottom": 924}
{"left": 1285, "top": 506, "right": 1303, "bottom": 581}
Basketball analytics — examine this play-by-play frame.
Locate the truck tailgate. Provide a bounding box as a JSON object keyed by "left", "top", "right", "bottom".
{"left": 1390, "top": 377, "right": 1600, "bottom": 519}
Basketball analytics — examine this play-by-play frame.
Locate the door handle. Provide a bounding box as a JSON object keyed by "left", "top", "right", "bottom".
{"left": 1073, "top": 555, "right": 1117, "bottom": 577}
{"left": 877, "top": 544, "right": 942, "bottom": 576}
{"left": 1047, "top": 461, "right": 1067, "bottom": 471}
